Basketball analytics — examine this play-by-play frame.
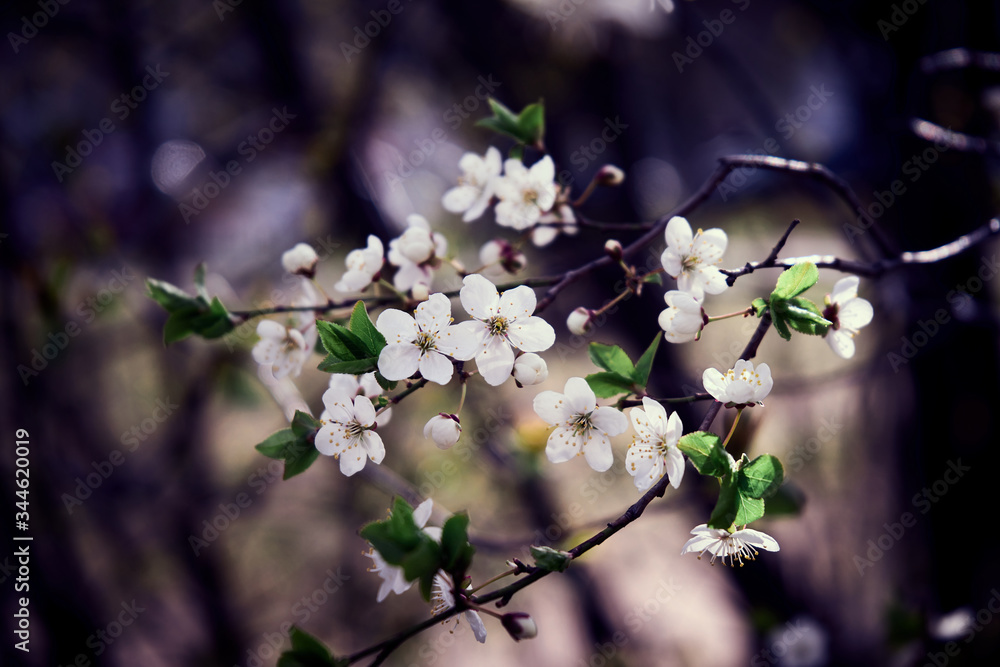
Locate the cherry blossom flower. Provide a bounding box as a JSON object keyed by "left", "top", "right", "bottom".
{"left": 566, "top": 307, "right": 593, "bottom": 336}
{"left": 387, "top": 214, "right": 448, "bottom": 293}
{"left": 513, "top": 352, "right": 548, "bottom": 386}
{"left": 494, "top": 156, "right": 557, "bottom": 231}
{"left": 533, "top": 377, "right": 628, "bottom": 472}
{"left": 626, "top": 397, "right": 685, "bottom": 491}
{"left": 334, "top": 235, "right": 384, "bottom": 293}
{"left": 252, "top": 280, "right": 320, "bottom": 379}
{"left": 660, "top": 216, "right": 728, "bottom": 299}
{"left": 658, "top": 290, "right": 706, "bottom": 343}
{"left": 366, "top": 499, "right": 440, "bottom": 601}
{"left": 531, "top": 201, "right": 578, "bottom": 247}
{"left": 453, "top": 274, "right": 555, "bottom": 386}
{"left": 822, "top": 275, "right": 874, "bottom": 359}
{"left": 376, "top": 293, "right": 476, "bottom": 385}
{"left": 281, "top": 242, "right": 318, "bottom": 276}
{"left": 442, "top": 147, "right": 502, "bottom": 222}
{"left": 424, "top": 413, "right": 461, "bottom": 449}
{"left": 315, "top": 393, "right": 384, "bottom": 476}
{"left": 324, "top": 372, "right": 392, "bottom": 427}
{"left": 703, "top": 360, "right": 773, "bottom": 408}
{"left": 431, "top": 572, "right": 487, "bottom": 643}
{"left": 680, "top": 524, "right": 779, "bottom": 566}
{"left": 479, "top": 239, "right": 526, "bottom": 279}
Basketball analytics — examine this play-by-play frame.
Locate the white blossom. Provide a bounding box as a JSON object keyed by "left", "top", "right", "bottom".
{"left": 681, "top": 524, "right": 779, "bottom": 566}
{"left": 531, "top": 202, "right": 578, "bottom": 247}
{"left": 452, "top": 274, "right": 555, "bottom": 386}
{"left": 494, "top": 156, "right": 557, "bottom": 231}
{"left": 513, "top": 352, "right": 548, "bottom": 386}
{"left": 315, "top": 393, "right": 385, "bottom": 476}
{"left": 431, "top": 572, "right": 487, "bottom": 643}
{"left": 334, "top": 235, "right": 384, "bottom": 293}
{"left": 376, "top": 293, "right": 477, "bottom": 385}
{"left": 366, "top": 499, "right": 439, "bottom": 601}
{"left": 252, "top": 281, "right": 320, "bottom": 379}
{"left": 387, "top": 214, "right": 448, "bottom": 293}
{"left": 424, "top": 413, "right": 461, "bottom": 449}
{"left": 660, "top": 216, "right": 728, "bottom": 300}
{"left": 703, "top": 359, "right": 773, "bottom": 408}
{"left": 822, "top": 275, "right": 874, "bottom": 359}
{"left": 533, "top": 377, "right": 628, "bottom": 472}
{"left": 626, "top": 397, "right": 685, "bottom": 491}
{"left": 281, "top": 242, "right": 319, "bottom": 276}
{"left": 658, "top": 290, "right": 705, "bottom": 343}
{"left": 442, "top": 147, "right": 502, "bottom": 222}
{"left": 479, "top": 239, "right": 526, "bottom": 279}
{"left": 566, "top": 307, "right": 592, "bottom": 336}
{"left": 324, "top": 372, "right": 392, "bottom": 427}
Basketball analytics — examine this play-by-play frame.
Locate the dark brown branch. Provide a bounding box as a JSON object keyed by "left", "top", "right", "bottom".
{"left": 909, "top": 117, "right": 1000, "bottom": 156}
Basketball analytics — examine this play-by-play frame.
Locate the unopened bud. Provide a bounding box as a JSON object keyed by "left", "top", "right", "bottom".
{"left": 423, "top": 413, "right": 461, "bottom": 449}
{"left": 281, "top": 243, "right": 319, "bottom": 277}
{"left": 411, "top": 283, "right": 430, "bottom": 302}
{"left": 512, "top": 353, "right": 548, "bottom": 386}
{"left": 566, "top": 307, "right": 593, "bottom": 336}
{"left": 501, "top": 612, "right": 537, "bottom": 641}
{"left": 595, "top": 164, "right": 625, "bottom": 187}
{"left": 604, "top": 239, "right": 623, "bottom": 261}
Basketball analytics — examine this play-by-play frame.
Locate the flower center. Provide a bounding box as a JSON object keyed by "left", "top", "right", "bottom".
{"left": 523, "top": 189, "right": 538, "bottom": 206}
{"left": 570, "top": 412, "right": 594, "bottom": 436}
{"left": 822, "top": 303, "right": 841, "bottom": 331}
{"left": 345, "top": 420, "right": 368, "bottom": 440}
{"left": 487, "top": 315, "right": 509, "bottom": 337}
{"left": 416, "top": 330, "right": 437, "bottom": 352}
{"left": 682, "top": 254, "right": 701, "bottom": 271}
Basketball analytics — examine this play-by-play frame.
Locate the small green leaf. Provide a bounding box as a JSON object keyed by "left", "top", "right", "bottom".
{"left": 632, "top": 335, "right": 661, "bottom": 387}
{"left": 317, "top": 356, "right": 379, "bottom": 375}
{"left": 588, "top": 342, "right": 635, "bottom": 377}
{"left": 255, "top": 427, "right": 321, "bottom": 480}
{"left": 677, "top": 431, "right": 735, "bottom": 478}
{"left": 782, "top": 297, "right": 831, "bottom": 336}
{"left": 508, "top": 144, "right": 524, "bottom": 161}
{"left": 316, "top": 320, "right": 370, "bottom": 361}
{"left": 770, "top": 305, "right": 792, "bottom": 341}
{"left": 289, "top": 626, "right": 333, "bottom": 659}
{"left": 441, "top": 513, "right": 476, "bottom": 576}
{"left": 256, "top": 429, "right": 298, "bottom": 459}
{"left": 348, "top": 301, "right": 386, "bottom": 356}
{"left": 771, "top": 262, "right": 819, "bottom": 301}
{"left": 708, "top": 475, "right": 739, "bottom": 529}
{"left": 751, "top": 298, "right": 768, "bottom": 317}
{"left": 585, "top": 371, "right": 636, "bottom": 398}
{"left": 515, "top": 101, "right": 545, "bottom": 146}
{"left": 737, "top": 455, "right": 784, "bottom": 499}
{"left": 374, "top": 371, "right": 397, "bottom": 391}
{"left": 530, "top": 545, "right": 573, "bottom": 572}
{"left": 401, "top": 538, "right": 442, "bottom": 585}
{"left": 733, "top": 491, "right": 766, "bottom": 525}
{"left": 291, "top": 410, "right": 321, "bottom": 438}
{"left": 146, "top": 278, "right": 197, "bottom": 311}
{"left": 643, "top": 272, "right": 663, "bottom": 285}
{"left": 360, "top": 498, "right": 422, "bottom": 566}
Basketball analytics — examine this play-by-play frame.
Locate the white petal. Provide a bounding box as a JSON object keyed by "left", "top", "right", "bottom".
{"left": 702, "top": 368, "right": 728, "bottom": 402}
{"left": 353, "top": 395, "right": 377, "bottom": 427}
{"left": 466, "top": 610, "right": 488, "bottom": 643}
{"left": 830, "top": 276, "right": 859, "bottom": 305}
{"left": 418, "top": 350, "right": 455, "bottom": 385}
{"left": 415, "top": 293, "right": 454, "bottom": 334}
{"left": 327, "top": 373, "right": 361, "bottom": 398}
{"left": 436, "top": 321, "right": 481, "bottom": 361}
{"left": 660, "top": 248, "right": 682, "bottom": 277}
{"left": 838, "top": 298, "right": 874, "bottom": 330}
{"left": 632, "top": 455, "right": 664, "bottom": 491}
{"left": 506, "top": 316, "right": 555, "bottom": 352}
{"left": 256, "top": 319, "right": 287, "bottom": 339}
{"left": 735, "top": 528, "right": 780, "bottom": 552}
{"left": 376, "top": 309, "right": 418, "bottom": 344}
{"left": 640, "top": 397, "right": 667, "bottom": 433}
{"left": 629, "top": 407, "right": 652, "bottom": 440}
{"left": 664, "top": 446, "right": 685, "bottom": 489}
{"left": 583, "top": 434, "right": 614, "bottom": 472}
{"left": 442, "top": 185, "right": 479, "bottom": 213}
{"left": 321, "top": 389, "right": 355, "bottom": 424}
{"left": 497, "top": 285, "right": 537, "bottom": 319}
{"left": 826, "top": 330, "right": 855, "bottom": 359}
{"left": 378, "top": 343, "right": 421, "bottom": 381}
{"left": 754, "top": 363, "right": 773, "bottom": 401}
{"left": 697, "top": 228, "right": 728, "bottom": 260}
{"left": 665, "top": 411, "right": 683, "bottom": 444}
{"left": 315, "top": 423, "right": 348, "bottom": 457}
{"left": 413, "top": 499, "right": 434, "bottom": 528}
{"left": 476, "top": 336, "right": 514, "bottom": 386}
{"left": 590, "top": 406, "right": 628, "bottom": 436}
{"left": 665, "top": 216, "right": 693, "bottom": 251}
{"left": 339, "top": 446, "right": 368, "bottom": 476}
{"left": 533, "top": 389, "right": 573, "bottom": 425}
{"left": 699, "top": 267, "right": 730, "bottom": 295}
{"left": 727, "top": 380, "right": 754, "bottom": 405}
{"left": 545, "top": 427, "right": 583, "bottom": 463}
{"left": 361, "top": 431, "right": 385, "bottom": 465}
{"left": 563, "top": 377, "right": 597, "bottom": 414}
{"left": 460, "top": 274, "right": 499, "bottom": 318}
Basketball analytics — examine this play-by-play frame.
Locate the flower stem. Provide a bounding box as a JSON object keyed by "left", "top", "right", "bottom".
{"left": 721, "top": 408, "right": 744, "bottom": 449}
{"left": 467, "top": 567, "right": 517, "bottom": 594}
{"left": 707, "top": 307, "right": 754, "bottom": 323}
{"left": 456, "top": 381, "right": 468, "bottom": 415}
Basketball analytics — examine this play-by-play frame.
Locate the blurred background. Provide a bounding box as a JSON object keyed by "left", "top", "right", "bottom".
{"left": 2, "top": 0, "right": 1000, "bottom": 665}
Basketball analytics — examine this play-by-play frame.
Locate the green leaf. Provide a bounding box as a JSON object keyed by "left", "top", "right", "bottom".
{"left": 737, "top": 455, "right": 785, "bottom": 499}
{"left": 254, "top": 427, "right": 320, "bottom": 480}
{"left": 515, "top": 101, "right": 545, "bottom": 146}
{"left": 317, "top": 356, "right": 379, "bottom": 375}
{"left": 632, "top": 335, "right": 661, "bottom": 387}
{"left": 283, "top": 443, "right": 320, "bottom": 480}
{"left": 476, "top": 98, "right": 524, "bottom": 143}
{"left": 677, "top": 431, "right": 735, "bottom": 478}
{"left": 508, "top": 144, "right": 524, "bottom": 161}
{"left": 708, "top": 475, "right": 739, "bottom": 529}
{"left": 733, "top": 491, "right": 766, "bottom": 525}
{"left": 782, "top": 297, "right": 831, "bottom": 336}
{"left": 530, "top": 545, "right": 572, "bottom": 572}
{"left": 751, "top": 297, "right": 768, "bottom": 317}
{"left": 193, "top": 262, "right": 209, "bottom": 300}
{"left": 192, "top": 297, "right": 234, "bottom": 339}
{"left": 374, "top": 371, "right": 397, "bottom": 392}
{"left": 146, "top": 278, "right": 197, "bottom": 311}
{"left": 441, "top": 513, "right": 476, "bottom": 575}
{"left": 588, "top": 342, "right": 635, "bottom": 377}
{"left": 771, "top": 262, "right": 819, "bottom": 301}
{"left": 277, "top": 652, "right": 337, "bottom": 667}
{"left": 585, "top": 371, "right": 636, "bottom": 398}
{"left": 770, "top": 306, "right": 792, "bottom": 341}
{"left": 348, "top": 301, "right": 386, "bottom": 356}
{"left": 291, "top": 410, "right": 321, "bottom": 439}
{"left": 360, "top": 498, "right": 422, "bottom": 566}
{"left": 643, "top": 273, "right": 663, "bottom": 285}
{"left": 401, "top": 538, "right": 442, "bottom": 585}
{"left": 255, "top": 429, "right": 298, "bottom": 459}
{"left": 289, "top": 626, "right": 333, "bottom": 660}
{"left": 316, "top": 320, "right": 370, "bottom": 361}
